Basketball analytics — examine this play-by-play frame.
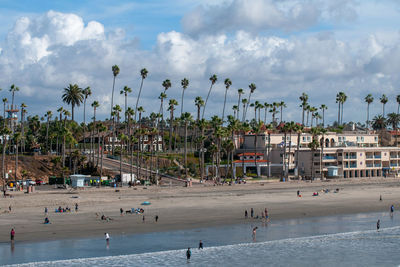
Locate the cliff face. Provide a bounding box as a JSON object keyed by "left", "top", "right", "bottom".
{"left": 2, "top": 155, "right": 61, "bottom": 182}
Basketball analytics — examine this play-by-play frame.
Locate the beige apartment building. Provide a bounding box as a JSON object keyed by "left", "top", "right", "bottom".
{"left": 297, "top": 147, "right": 400, "bottom": 179}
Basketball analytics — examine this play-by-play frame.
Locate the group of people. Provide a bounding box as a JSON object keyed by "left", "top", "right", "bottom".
{"left": 245, "top": 208, "right": 269, "bottom": 221}
{"left": 185, "top": 240, "right": 204, "bottom": 262}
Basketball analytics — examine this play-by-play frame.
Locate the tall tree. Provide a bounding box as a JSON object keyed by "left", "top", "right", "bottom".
{"left": 194, "top": 96, "right": 204, "bottom": 123}
{"left": 91, "top": 101, "right": 100, "bottom": 164}
{"left": 365, "top": 94, "right": 374, "bottom": 129}
{"left": 397, "top": 94, "right": 400, "bottom": 115}
{"left": 9, "top": 84, "right": 19, "bottom": 110}
{"left": 279, "top": 101, "right": 286, "bottom": 123}
{"left": 237, "top": 88, "right": 244, "bottom": 120}
{"left": 241, "top": 98, "right": 248, "bottom": 122}
{"left": 181, "top": 112, "right": 193, "bottom": 179}
{"left": 202, "top": 74, "right": 218, "bottom": 119}
{"left": 319, "top": 104, "right": 327, "bottom": 127}
{"left": 13, "top": 132, "right": 21, "bottom": 182}
{"left": 120, "top": 86, "right": 132, "bottom": 122}
{"left": 299, "top": 93, "right": 308, "bottom": 125}
{"left": 112, "top": 105, "right": 122, "bottom": 156}
{"left": 82, "top": 87, "right": 92, "bottom": 125}
{"left": 380, "top": 94, "right": 388, "bottom": 118}
{"left": 135, "top": 68, "right": 148, "bottom": 122}
{"left": 62, "top": 84, "right": 83, "bottom": 121}
{"left": 168, "top": 99, "right": 178, "bottom": 151}
{"left": 180, "top": 78, "right": 189, "bottom": 116}
{"left": 45, "top": 111, "right": 52, "bottom": 153}
{"left": 1, "top": 126, "right": 11, "bottom": 194}
{"left": 2, "top": 98, "right": 7, "bottom": 127}
{"left": 244, "top": 83, "right": 256, "bottom": 121}
{"left": 110, "top": 65, "right": 120, "bottom": 119}
{"left": 222, "top": 78, "right": 232, "bottom": 122}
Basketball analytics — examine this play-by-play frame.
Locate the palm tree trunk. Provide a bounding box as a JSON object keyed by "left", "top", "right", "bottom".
{"left": 46, "top": 118, "right": 50, "bottom": 153}
{"left": 112, "top": 116, "right": 115, "bottom": 156}
{"left": 119, "top": 140, "right": 123, "bottom": 186}
{"left": 96, "top": 129, "right": 100, "bottom": 167}
{"left": 237, "top": 95, "right": 241, "bottom": 120}
{"left": 268, "top": 132, "right": 271, "bottom": 177}
{"left": 283, "top": 133, "right": 287, "bottom": 180}
{"left": 111, "top": 76, "right": 116, "bottom": 119}
{"left": 222, "top": 88, "right": 228, "bottom": 122}
{"left": 184, "top": 122, "right": 188, "bottom": 178}
{"left": 338, "top": 103, "right": 340, "bottom": 125}
{"left": 135, "top": 78, "right": 144, "bottom": 122}
{"left": 288, "top": 132, "right": 292, "bottom": 180}
{"left": 15, "top": 142, "right": 18, "bottom": 182}
{"left": 302, "top": 107, "right": 305, "bottom": 125}
{"left": 2, "top": 136, "right": 7, "bottom": 195}
{"left": 341, "top": 103, "right": 344, "bottom": 124}
{"left": 296, "top": 132, "right": 300, "bottom": 179}
{"left": 202, "top": 84, "right": 214, "bottom": 119}
{"left": 181, "top": 90, "right": 185, "bottom": 116}
{"left": 367, "top": 104, "right": 370, "bottom": 129}
{"left": 254, "top": 133, "right": 258, "bottom": 177}
{"left": 100, "top": 136, "right": 104, "bottom": 178}
{"left": 169, "top": 110, "right": 174, "bottom": 151}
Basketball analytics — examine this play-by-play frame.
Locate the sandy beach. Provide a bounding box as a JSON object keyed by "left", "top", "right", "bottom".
{"left": 0, "top": 178, "right": 399, "bottom": 243}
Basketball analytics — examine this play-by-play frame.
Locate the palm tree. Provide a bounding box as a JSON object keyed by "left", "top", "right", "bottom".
{"left": 340, "top": 92, "right": 347, "bottom": 124}
{"left": 372, "top": 115, "right": 386, "bottom": 130}
{"left": 279, "top": 101, "right": 286, "bottom": 123}
{"left": 112, "top": 105, "right": 122, "bottom": 156}
{"left": 222, "top": 78, "right": 232, "bottom": 122}
{"left": 194, "top": 96, "right": 204, "bottom": 123}
{"left": 13, "top": 132, "right": 21, "bottom": 182}
{"left": 111, "top": 65, "right": 120, "bottom": 119}
{"left": 91, "top": 101, "right": 100, "bottom": 163}
{"left": 232, "top": 105, "right": 238, "bottom": 119}
{"left": 380, "top": 94, "right": 388, "bottom": 118}
{"left": 319, "top": 104, "right": 327, "bottom": 127}
{"left": 251, "top": 121, "right": 263, "bottom": 178}
{"left": 294, "top": 124, "right": 304, "bottom": 179}
{"left": 388, "top": 112, "right": 400, "bottom": 146}
{"left": 82, "top": 87, "right": 92, "bottom": 125}
{"left": 118, "top": 133, "right": 129, "bottom": 184}
{"left": 308, "top": 127, "right": 320, "bottom": 181}
{"left": 45, "top": 111, "right": 52, "bottom": 153}
{"left": 168, "top": 99, "right": 178, "bottom": 151}
{"left": 309, "top": 107, "right": 317, "bottom": 127}
{"left": 299, "top": 93, "right": 308, "bottom": 125}
{"left": 1, "top": 126, "right": 11, "bottom": 194}
{"left": 180, "top": 78, "right": 189, "bottom": 116}
{"left": 365, "top": 94, "right": 374, "bottom": 129}
{"left": 397, "top": 95, "right": 400, "bottom": 115}
{"left": 264, "top": 103, "right": 270, "bottom": 124}
{"left": 120, "top": 86, "right": 132, "bottom": 122}
{"left": 181, "top": 112, "right": 193, "bottom": 179}
{"left": 202, "top": 74, "right": 218, "bottom": 119}
{"left": 62, "top": 84, "right": 83, "bottom": 121}
{"left": 336, "top": 92, "right": 342, "bottom": 125}
{"left": 135, "top": 68, "right": 148, "bottom": 122}
{"left": 256, "top": 102, "right": 264, "bottom": 123}
{"left": 2, "top": 98, "right": 7, "bottom": 127}
{"left": 20, "top": 103, "right": 27, "bottom": 152}
{"left": 237, "top": 88, "right": 244, "bottom": 120}
{"left": 9, "top": 84, "right": 19, "bottom": 110}
{"left": 197, "top": 119, "right": 208, "bottom": 181}
{"left": 244, "top": 83, "right": 256, "bottom": 121}
{"left": 98, "top": 123, "right": 107, "bottom": 177}
{"left": 241, "top": 98, "right": 248, "bottom": 122}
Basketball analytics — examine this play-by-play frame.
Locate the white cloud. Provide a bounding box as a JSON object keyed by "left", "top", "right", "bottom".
{"left": 0, "top": 8, "right": 400, "bottom": 125}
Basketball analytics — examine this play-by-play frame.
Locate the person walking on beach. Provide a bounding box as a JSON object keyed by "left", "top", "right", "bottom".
{"left": 143, "top": 215, "right": 145, "bottom": 223}
{"left": 155, "top": 215, "right": 159, "bottom": 222}
{"left": 44, "top": 207, "right": 48, "bottom": 215}
{"left": 75, "top": 203, "right": 78, "bottom": 212}
{"left": 245, "top": 210, "right": 248, "bottom": 219}
{"left": 10, "top": 228, "right": 15, "bottom": 242}
{"left": 377, "top": 219, "right": 380, "bottom": 231}
{"left": 120, "top": 208, "right": 124, "bottom": 216}
{"left": 251, "top": 208, "right": 254, "bottom": 218}
{"left": 199, "top": 240, "right": 203, "bottom": 249}
{"left": 265, "top": 208, "right": 269, "bottom": 222}
{"left": 186, "top": 247, "right": 191, "bottom": 261}
{"left": 390, "top": 205, "right": 394, "bottom": 216}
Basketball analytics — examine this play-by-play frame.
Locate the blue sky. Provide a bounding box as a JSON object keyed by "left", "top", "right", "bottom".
{"left": 0, "top": 0, "right": 400, "bottom": 124}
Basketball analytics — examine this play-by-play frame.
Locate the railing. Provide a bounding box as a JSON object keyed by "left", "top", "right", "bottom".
{"left": 366, "top": 164, "right": 373, "bottom": 167}
{"left": 345, "top": 155, "right": 357, "bottom": 159}
{"left": 374, "top": 164, "right": 381, "bottom": 167}
{"left": 366, "top": 155, "right": 373, "bottom": 159}
{"left": 390, "top": 155, "right": 398, "bottom": 158}
{"left": 391, "top": 163, "right": 398, "bottom": 167}
{"left": 374, "top": 155, "right": 381, "bottom": 159}
{"left": 323, "top": 156, "right": 337, "bottom": 160}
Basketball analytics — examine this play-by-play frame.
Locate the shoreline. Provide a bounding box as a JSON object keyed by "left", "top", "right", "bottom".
{"left": 0, "top": 178, "right": 398, "bottom": 243}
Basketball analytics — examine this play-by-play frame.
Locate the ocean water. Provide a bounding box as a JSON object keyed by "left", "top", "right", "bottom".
{"left": 2, "top": 211, "right": 400, "bottom": 266}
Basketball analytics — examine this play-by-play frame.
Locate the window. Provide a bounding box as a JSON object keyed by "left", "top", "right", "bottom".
{"left": 307, "top": 137, "right": 311, "bottom": 141}
{"left": 374, "top": 137, "right": 378, "bottom": 142}
{"left": 339, "top": 137, "right": 342, "bottom": 142}
{"left": 361, "top": 137, "right": 364, "bottom": 141}
{"left": 302, "top": 137, "right": 306, "bottom": 141}
{"left": 282, "top": 137, "right": 285, "bottom": 141}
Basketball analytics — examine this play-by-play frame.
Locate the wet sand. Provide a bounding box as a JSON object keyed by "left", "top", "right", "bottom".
{"left": 0, "top": 178, "right": 398, "bottom": 243}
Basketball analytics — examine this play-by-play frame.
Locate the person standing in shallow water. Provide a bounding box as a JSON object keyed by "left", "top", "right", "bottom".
{"left": 199, "top": 240, "right": 203, "bottom": 249}
{"left": 251, "top": 208, "right": 254, "bottom": 218}
{"left": 245, "top": 210, "right": 248, "bottom": 218}
{"left": 186, "top": 247, "right": 191, "bottom": 261}
{"left": 10, "top": 228, "right": 15, "bottom": 242}
{"left": 377, "top": 219, "right": 380, "bottom": 231}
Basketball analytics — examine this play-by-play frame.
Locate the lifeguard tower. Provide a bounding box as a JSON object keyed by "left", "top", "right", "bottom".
{"left": 6, "top": 104, "right": 19, "bottom": 132}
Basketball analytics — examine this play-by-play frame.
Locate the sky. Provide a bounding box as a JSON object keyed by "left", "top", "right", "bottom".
{"left": 0, "top": 0, "right": 400, "bottom": 124}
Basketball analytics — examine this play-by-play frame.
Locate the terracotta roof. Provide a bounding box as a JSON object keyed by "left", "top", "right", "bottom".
{"left": 233, "top": 160, "right": 268, "bottom": 163}
{"left": 237, "top": 153, "right": 264, "bottom": 156}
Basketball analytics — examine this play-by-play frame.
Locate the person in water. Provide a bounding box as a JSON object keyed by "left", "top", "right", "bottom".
{"left": 251, "top": 208, "right": 254, "bottom": 218}
{"left": 186, "top": 247, "right": 191, "bottom": 261}
{"left": 105, "top": 232, "right": 110, "bottom": 242}
{"left": 377, "top": 219, "right": 380, "bottom": 231}
{"left": 390, "top": 205, "right": 394, "bottom": 215}
{"left": 252, "top": 226, "right": 258, "bottom": 240}
{"left": 245, "top": 210, "right": 248, "bottom": 219}
{"left": 199, "top": 240, "right": 203, "bottom": 249}
{"left": 10, "top": 228, "right": 15, "bottom": 242}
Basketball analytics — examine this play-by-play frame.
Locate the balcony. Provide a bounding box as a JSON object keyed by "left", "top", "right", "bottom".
{"left": 345, "top": 155, "right": 357, "bottom": 159}
{"left": 366, "top": 164, "right": 373, "bottom": 167}
{"left": 374, "top": 163, "right": 381, "bottom": 167}
{"left": 390, "top": 154, "right": 398, "bottom": 159}
{"left": 323, "top": 156, "right": 337, "bottom": 160}
{"left": 374, "top": 155, "right": 381, "bottom": 159}
{"left": 366, "top": 155, "right": 373, "bottom": 159}
{"left": 391, "top": 163, "right": 398, "bottom": 167}
{"left": 349, "top": 164, "right": 357, "bottom": 168}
